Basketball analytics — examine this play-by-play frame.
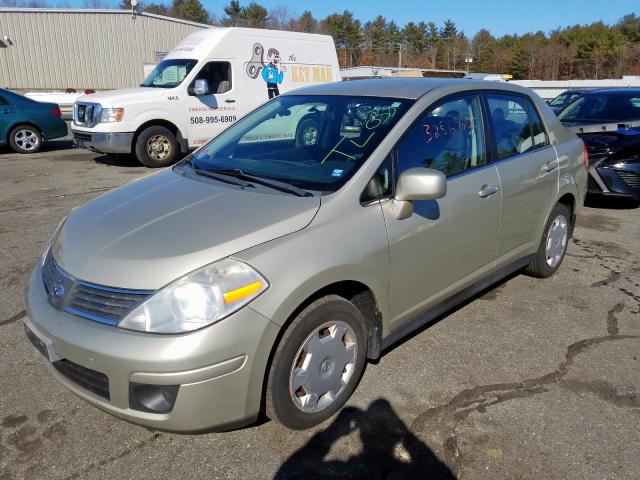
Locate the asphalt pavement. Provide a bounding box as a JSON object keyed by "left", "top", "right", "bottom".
{"left": 0, "top": 142, "right": 639, "bottom": 480}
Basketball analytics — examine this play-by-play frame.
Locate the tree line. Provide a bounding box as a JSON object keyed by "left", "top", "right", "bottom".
{"left": 3, "top": 0, "right": 640, "bottom": 79}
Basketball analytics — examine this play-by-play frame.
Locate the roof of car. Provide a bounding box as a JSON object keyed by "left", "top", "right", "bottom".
{"left": 582, "top": 88, "right": 640, "bottom": 96}
{"left": 286, "top": 78, "right": 524, "bottom": 100}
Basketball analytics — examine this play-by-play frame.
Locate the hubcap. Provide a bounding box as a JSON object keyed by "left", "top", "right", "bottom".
{"left": 302, "top": 126, "right": 318, "bottom": 146}
{"left": 289, "top": 321, "right": 358, "bottom": 413}
{"left": 545, "top": 214, "right": 568, "bottom": 267}
{"left": 147, "top": 135, "right": 171, "bottom": 161}
{"left": 14, "top": 129, "right": 39, "bottom": 151}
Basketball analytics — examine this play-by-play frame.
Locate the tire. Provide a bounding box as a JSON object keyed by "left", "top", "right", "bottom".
{"left": 9, "top": 125, "right": 42, "bottom": 154}
{"left": 266, "top": 295, "right": 368, "bottom": 430}
{"left": 524, "top": 203, "right": 571, "bottom": 278}
{"left": 135, "top": 126, "right": 178, "bottom": 167}
{"left": 295, "top": 117, "right": 321, "bottom": 147}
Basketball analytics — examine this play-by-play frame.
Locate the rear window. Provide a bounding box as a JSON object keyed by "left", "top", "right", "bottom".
{"left": 558, "top": 92, "right": 640, "bottom": 123}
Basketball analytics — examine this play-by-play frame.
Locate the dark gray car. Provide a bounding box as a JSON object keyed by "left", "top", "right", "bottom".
{"left": 24, "top": 78, "right": 587, "bottom": 431}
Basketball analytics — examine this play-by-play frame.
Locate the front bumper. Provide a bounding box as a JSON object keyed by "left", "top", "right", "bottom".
{"left": 588, "top": 164, "right": 640, "bottom": 201}
{"left": 72, "top": 129, "right": 134, "bottom": 155}
{"left": 24, "top": 262, "right": 281, "bottom": 432}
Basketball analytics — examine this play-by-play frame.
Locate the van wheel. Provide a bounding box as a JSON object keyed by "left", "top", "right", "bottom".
{"left": 524, "top": 203, "right": 571, "bottom": 278}
{"left": 135, "top": 126, "right": 178, "bottom": 167}
{"left": 9, "top": 125, "right": 42, "bottom": 153}
{"left": 266, "top": 295, "right": 367, "bottom": 430}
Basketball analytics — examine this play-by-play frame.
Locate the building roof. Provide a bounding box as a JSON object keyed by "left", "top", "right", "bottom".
{"left": 0, "top": 8, "right": 212, "bottom": 29}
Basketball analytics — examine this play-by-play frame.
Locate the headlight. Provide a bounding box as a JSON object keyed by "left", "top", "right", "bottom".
{"left": 100, "top": 108, "right": 124, "bottom": 123}
{"left": 118, "top": 258, "right": 268, "bottom": 333}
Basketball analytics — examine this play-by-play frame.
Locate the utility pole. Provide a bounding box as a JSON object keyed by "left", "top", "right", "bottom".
{"left": 398, "top": 43, "right": 403, "bottom": 68}
{"left": 464, "top": 53, "right": 474, "bottom": 77}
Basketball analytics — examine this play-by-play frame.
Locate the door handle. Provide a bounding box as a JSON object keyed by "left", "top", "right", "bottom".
{"left": 478, "top": 184, "right": 499, "bottom": 198}
{"left": 1, "top": 109, "right": 10, "bottom": 114}
{"left": 225, "top": 99, "right": 236, "bottom": 103}
{"left": 544, "top": 160, "right": 559, "bottom": 172}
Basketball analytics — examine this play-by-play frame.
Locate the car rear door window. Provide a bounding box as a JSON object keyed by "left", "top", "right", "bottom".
{"left": 486, "top": 94, "right": 547, "bottom": 160}
{"left": 396, "top": 94, "right": 486, "bottom": 177}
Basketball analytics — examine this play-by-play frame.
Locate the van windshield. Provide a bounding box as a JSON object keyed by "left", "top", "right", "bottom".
{"left": 141, "top": 59, "right": 198, "bottom": 88}
{"left": 183, "top": 95, "right": 413, "bottom": 195}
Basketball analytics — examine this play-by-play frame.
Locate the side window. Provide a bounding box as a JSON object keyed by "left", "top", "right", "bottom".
{"left": 194, "top": 62, "right": 232, "bottom": 94}
{"left": 396, "top": 95, "right": 486, "bottom": 177}
{"left": 361, "top": 155, "right": 393, "bottom": 203}
{"left": 0, "top": 95, "right": 6, "bottom": 106}
{"left": 486, "top": 94, "right": 546, "bottom": 160}
{"left": 527, "top": 103, "right": 548, "bottom": 149}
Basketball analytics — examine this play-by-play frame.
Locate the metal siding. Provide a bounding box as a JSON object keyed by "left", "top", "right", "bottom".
{"left": 512, "top": 78, "right": 640, "bottom": 99}
{"left": 0, "top": 10, "right": 207, "bottom": 90}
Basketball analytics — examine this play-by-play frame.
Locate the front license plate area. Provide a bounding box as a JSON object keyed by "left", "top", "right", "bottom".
{"left": 24, "top": 321, "right": 59, "bottom": 362}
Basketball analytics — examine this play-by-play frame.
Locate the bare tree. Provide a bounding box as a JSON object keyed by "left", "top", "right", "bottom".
{"left": 268, "top": 4, "right": 295, "bottom": 30}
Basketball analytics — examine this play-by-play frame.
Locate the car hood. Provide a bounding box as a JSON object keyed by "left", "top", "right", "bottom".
{"left": 51, "top": 170, "right": 321, "bottom": 290}
{"left": 78, "top": 87, "right": 166, "bottom": 107}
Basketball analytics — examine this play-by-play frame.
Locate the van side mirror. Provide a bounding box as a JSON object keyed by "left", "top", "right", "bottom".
{"left": 393, "top": 167, "right": 447, "bottom": 220}
{"left": 193, "top": 79, "right": 209, "bottom": 96}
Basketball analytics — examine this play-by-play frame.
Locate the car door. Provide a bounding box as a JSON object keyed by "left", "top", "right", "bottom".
{"left": 0, "top": 93, "right": 17, "bottom": 144}
{"left": 484, "top": 93, "right": 559, "bottom": 263}
{"left": 380, "top": 93, "right": 501, "bottom": 327}
{"left": 185, "top": 61, "right": 241, "bottom": 147}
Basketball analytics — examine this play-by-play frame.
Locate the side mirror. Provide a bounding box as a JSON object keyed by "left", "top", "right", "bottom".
{"left": 193, "top": 79, "right": 209, "bottom": 96}
{"left": 393, "top": 167, "right": 447, "bottom": 220}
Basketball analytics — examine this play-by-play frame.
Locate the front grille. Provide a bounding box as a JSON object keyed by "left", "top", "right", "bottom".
{"left": 53, "top": 359, "right": 110, "bottom": 400}
{"left": 73, "top": 132, "right": 91, "bottom": 142}
{"left": 42, "top": 251, "right": 153, "bottom": 326}
{"left": 66, "top": 282, "right": 148, "bottom": 324}
{"left": 73, "top": 102, "right": 100, "bottom": 127}
{"left": 616, "top": 171, "right": 640, "bottom": 190}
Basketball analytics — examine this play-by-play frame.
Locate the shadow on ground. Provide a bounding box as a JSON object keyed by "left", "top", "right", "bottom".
{"left": 93, "top": 154, "right": 147, "bottom": 168}
{"left": 274, "top": 399, "right": 454, "bottom": 480}
{"left": 585, "top": 195, "right": 639, "bottom": 210}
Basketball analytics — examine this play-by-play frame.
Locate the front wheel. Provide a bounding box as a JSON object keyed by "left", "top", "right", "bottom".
{"left": 266, "top": 295, "right": 367, "bottom": 430}
{"left": 524, "top": 203, "right": 571, "bottom": 278}
{"left": 135, "top": 126, "right": 178, "bottom": 167}
{"left": 9, "top": 125, "right": 42, "bottom": 153}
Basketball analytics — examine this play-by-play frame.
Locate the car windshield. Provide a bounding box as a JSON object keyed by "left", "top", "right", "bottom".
{"left": 141, "top": 59, "right": 198, "bottom": 88}
{"left": 183, "top": 95, "right": 413, "bottom": 195}
{"left": 558, "top": 92, "right": 640, "bottom": 123}
{"left": 549, "top": 92, "right": 579, "bottom": 106}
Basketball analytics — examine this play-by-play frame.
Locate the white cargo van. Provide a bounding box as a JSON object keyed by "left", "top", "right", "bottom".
{"left": 71, "top": 28, "right": 340, "bottom": 166}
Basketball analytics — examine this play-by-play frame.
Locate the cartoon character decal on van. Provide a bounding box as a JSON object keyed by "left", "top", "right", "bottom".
{"left": 262, "top": 48, "right": 286, "bottom": 99}
{"left": 244, "top": 43, "right": 287, "bottom": 99}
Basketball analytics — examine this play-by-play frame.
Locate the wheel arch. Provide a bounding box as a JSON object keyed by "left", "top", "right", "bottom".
{"left": 7, "top": 122, "right": 43, "bottom": 143}
{"left": 258, "top": 278, "right": 383, "bottom": 419}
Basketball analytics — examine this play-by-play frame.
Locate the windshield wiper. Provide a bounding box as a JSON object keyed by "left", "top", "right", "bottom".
{"left": 205, "top": 168, "right": 312, "bottom": 197}
{"left": 185, "top": 160, "right": 254, "bottom": 188}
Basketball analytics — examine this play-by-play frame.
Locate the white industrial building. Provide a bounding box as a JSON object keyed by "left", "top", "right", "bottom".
{"left": 0, "top": 8, "right": 210, "bottom": 91}
{"left": 512, "top": 77, "right": 640, "bottom": 100}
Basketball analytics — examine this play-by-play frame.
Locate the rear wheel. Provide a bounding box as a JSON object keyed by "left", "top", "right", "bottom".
{"left": 266, "top": 295, "right": 367, "bottom": 430}
{"left": 524, "top": 203, "right": 571, "bottom": 278}
{"left": 9, "top": 125, "right": 42, "bottom": 153}
{"left": 135, "top": 126, "right": 178, "bottom": 167}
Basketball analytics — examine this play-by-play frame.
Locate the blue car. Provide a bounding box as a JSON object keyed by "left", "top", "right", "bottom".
{"left": 0, "top": 88, "right": 68, "bottom": 154}
{"left": 559, "top": 89, "right": 640, "bottom": 202}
